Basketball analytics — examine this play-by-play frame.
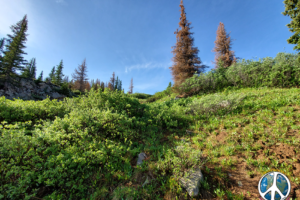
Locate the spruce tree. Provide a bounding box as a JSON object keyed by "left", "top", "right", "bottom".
{"left": 114, "top": 76, "right": 119, "bottom": 90}
{"left": 282, "top": 0, "right": 300, "bottom": 62}
{"left": 37, "top": 71, "right": 43, "bottom": 81}
{"left": 100, "top": 82, "right": 105, "bottom": 92}
{"left": 1, "top": 15, "right": 29, "bottom": 90}
{"left": 63, "top": 75, "right": 69, "bottom": 83}
{"left": 22, "top": 58, "right": 36, "bottom": 79}
{"left": 49, "top": 66, "right": 56, "bottom": 83}
{"left": 212, "top": 22, "right": 237, "bottom": 69}
{"left": 30, "top": 58, "right": 36, "bottom": 79}
{"left": 118, "top": 80, "right": 122, "bottom": 91}
{"left": 96, "top": 78, "right": 101, "bottom": 91}
{"left": 90, "top": 79, "right": 95, "bottom": 90}
{"left": 169, "top": 0, "right": 205, "bottom": 89}
{"left": 72, "top": 58, "right": 88, "bottom": 92}
{"left": 0, "top": 38, "right": 5, "bottom": 74}
{"left": 109, "top": 72, "right": 115, "bottom": 91}
{"left": 54, "top": 60, "right": 64, "bottom": 85}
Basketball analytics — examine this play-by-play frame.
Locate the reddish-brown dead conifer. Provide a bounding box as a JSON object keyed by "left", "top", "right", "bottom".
{"left": 169, "top": 0, "right": 205, "bottom": 88}
{"left": 212, "top": 22, "right": 237, "bottom": 69}
{"left": 71, "top": 58, "right": 89, "bottom": 92}
{"left": 128, "top": 78, "right": 133, "bottom": 94}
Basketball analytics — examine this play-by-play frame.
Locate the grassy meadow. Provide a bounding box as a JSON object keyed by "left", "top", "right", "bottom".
{"left": 1, "top": 52, "right": 300, "bottom": 199}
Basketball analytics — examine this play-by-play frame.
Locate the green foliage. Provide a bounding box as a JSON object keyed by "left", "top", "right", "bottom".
{"left": 31, "top": 93, "right": 44, "bottom": 100}
{"left": 0, "top": 88, "right": 193, "bottom": 199}
{"left": 21, "top": 58, "right": 36, "bottom": 79}
{"left": 178, "top": 52, "right": 300, "bottom": 96}
{"left": 130, "top": 92, "right": 152, "bottom": 99}
{"left": 49, "top": 66, "right": 56, "bottom": 83}
{"left": 282, "top": 0, "right": 300, "bottom": 60}
{"left": 2, "top": 84, "right": 300, "bottom": 199}
{"left": 1, "top": 15, "right": 28, "bottom": 88}
{"left": 59, "top": 82, "right": 72, "bottom": 97}
{"left": 54, "top": 60, "right": 64, "bottom": 86}
{"left": 145, "top": 83, "right": 173, "bottom": 103}
{"left": 37, "top": 71, "right": 43, "bottom": 82}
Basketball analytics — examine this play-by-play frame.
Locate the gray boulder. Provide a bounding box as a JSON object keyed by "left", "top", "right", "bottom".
{"left": 179, "top": 168, "right": 204, "bottom": 197}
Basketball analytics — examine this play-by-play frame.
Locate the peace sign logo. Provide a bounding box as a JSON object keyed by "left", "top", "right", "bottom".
{"left": 258, "top": 171, "right": 291, "bottom": 200}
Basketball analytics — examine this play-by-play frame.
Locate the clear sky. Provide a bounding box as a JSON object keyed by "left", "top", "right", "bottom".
{"left": 0, "top": 0, "right": 298, "bottom": 95}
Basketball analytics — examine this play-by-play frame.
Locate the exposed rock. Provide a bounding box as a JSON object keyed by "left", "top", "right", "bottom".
{"left": 179, "top": 168, "right": 204, "bottom": 197}
{"left": 0, "top": 77, "right": 75, "bottom": 101}
{"left": 137, "top": 152, "right": 147, "bottom": 166}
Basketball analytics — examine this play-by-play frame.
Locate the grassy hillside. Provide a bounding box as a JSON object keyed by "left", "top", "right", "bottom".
{"left": 1, "top": 53, "right": 300, "bottom": 199}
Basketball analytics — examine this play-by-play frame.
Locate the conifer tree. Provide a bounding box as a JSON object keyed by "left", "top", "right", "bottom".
{"left": 128, "top": 78, "right": 133, "bottom": 94}
{"left": 54, "top": 60, "right": 64, "bottom": 85}
{"left": 90, "top": 79, "right": 95, "bottom": 90}
{"left": 169, "top": 0, "right": 205, "bottom": 88}
{"left": 1, "top": 15, "right": 29, "bottom": 90}
{"left": 109, "top": 72, "right": 115, "bottom": 90}
{"left": 212, "top": 22, "right": 237, "bottom": 69}
{"left": 114, "top": 76, "right": 119, "bottom": 90}
{"left": 96, "top": 78, "right": 101, "bottom": 91}
{"left": 37, "top": 71, "right": 43, "bottom": 81}
{"left": 22, "top": 58, "right": 36, "bottom": 79}
{"left": 85, "top": 81, "right": 91, "bottom": 91}
{"left": 282, "top": 0, "right": 300, "bottom": 62}
{"left": 0, "top": 38, "right": 5, "bottom": 74}
{"left": 118, "top": 80, "right": 122, "bottom": 91}
{"left": 48, "top": 66, "right": 56, "bottom": 83}
{"left": 72, "top": 58, "right": 88, "bottom": 92}
{"left": 63, "top": 75, "right": 69, "bottom": 83}
{"left": 100, "top": 81, "right": 105, "bottom": 92}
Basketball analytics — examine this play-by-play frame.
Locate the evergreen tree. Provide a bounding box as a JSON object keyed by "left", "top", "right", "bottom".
{"left": 167, "top": 82, "right": 172, "bottom": 89}
{"left": 169, "top": 0, "right": 206, "bottom": 89}
{"left": 37, "top": 71, "right": 43, "bottom": 81}
{"left": 72, "top": 58, "right": 88, "bottom": 92}
{"left": 63, "top": 75, "right": 69, "bottom": 83}
{"left": 114, "top": 76, "right": 119, "bottom": 90}
{"left": 30, "top": 58, "right": 36, "bottom": 79}
{"left": 109, "top": 72, "right": 115, "bottom": 91}
{"left": 282, "top": 0, "right": 300, "bottom": 62}
{"left": 118, "top": 80, "right": 122, "bottom": 91}
{"left": 22, "top": 58, "right": 36, "bottom": 79}
{"left": 1, "top": 15, "right": 29, "bottom": 90}
{"left": 212, "top": 22, "right": 237, "bottom": 69}
{"left": 100, "top": 81, "right": 105, "bottom": 92}
{"left": 90, "top": 79, "right": 95, "bottom": 90}
{"left": 0, "top": 38, "right": 5, "bottom": 74}
{"left": 96, "top": 79, "right": 101, "bottom": 91}
{"left": 54, "top": 60, "right": 64, "bottom": 85}
{"left": 49, "top": 66, "right": 56, "bottom": 83}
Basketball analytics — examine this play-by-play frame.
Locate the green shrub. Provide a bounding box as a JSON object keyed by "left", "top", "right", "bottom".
{"left": 130, "top": 92, "right": 152, "bottom": 99}
{"left": 178, "top": 52, "right": 300, "bottom": 96}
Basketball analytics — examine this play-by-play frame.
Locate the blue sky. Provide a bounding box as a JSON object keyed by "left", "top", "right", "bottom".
{"left": 0, "top": 0, "right": 298, "bottom": 95}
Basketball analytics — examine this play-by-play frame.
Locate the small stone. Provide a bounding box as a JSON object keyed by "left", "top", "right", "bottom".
{"left": 137, "top": 152, "right": 147, "bottom": 166}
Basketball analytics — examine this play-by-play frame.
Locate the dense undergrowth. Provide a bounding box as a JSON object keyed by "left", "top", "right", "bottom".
{"left": 1, "top": 52, "right": 300, "bottom": 199}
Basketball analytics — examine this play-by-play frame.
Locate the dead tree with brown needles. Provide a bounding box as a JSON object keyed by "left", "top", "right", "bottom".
{"left": 72, "top": 58, "right": 89, "bottom": 92}
{"left": 128, "top": 78, "right": 133, "bottom": 94}
{"left": 212, "top": 22, "right": 237, "bottom": 69}
{"left": 169, "top": 0, "right": 206, "bottom": 89}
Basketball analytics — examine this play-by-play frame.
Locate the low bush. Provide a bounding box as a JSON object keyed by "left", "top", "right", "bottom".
{"left": 178, "top": 52, "right": 300, "bottom": 96}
